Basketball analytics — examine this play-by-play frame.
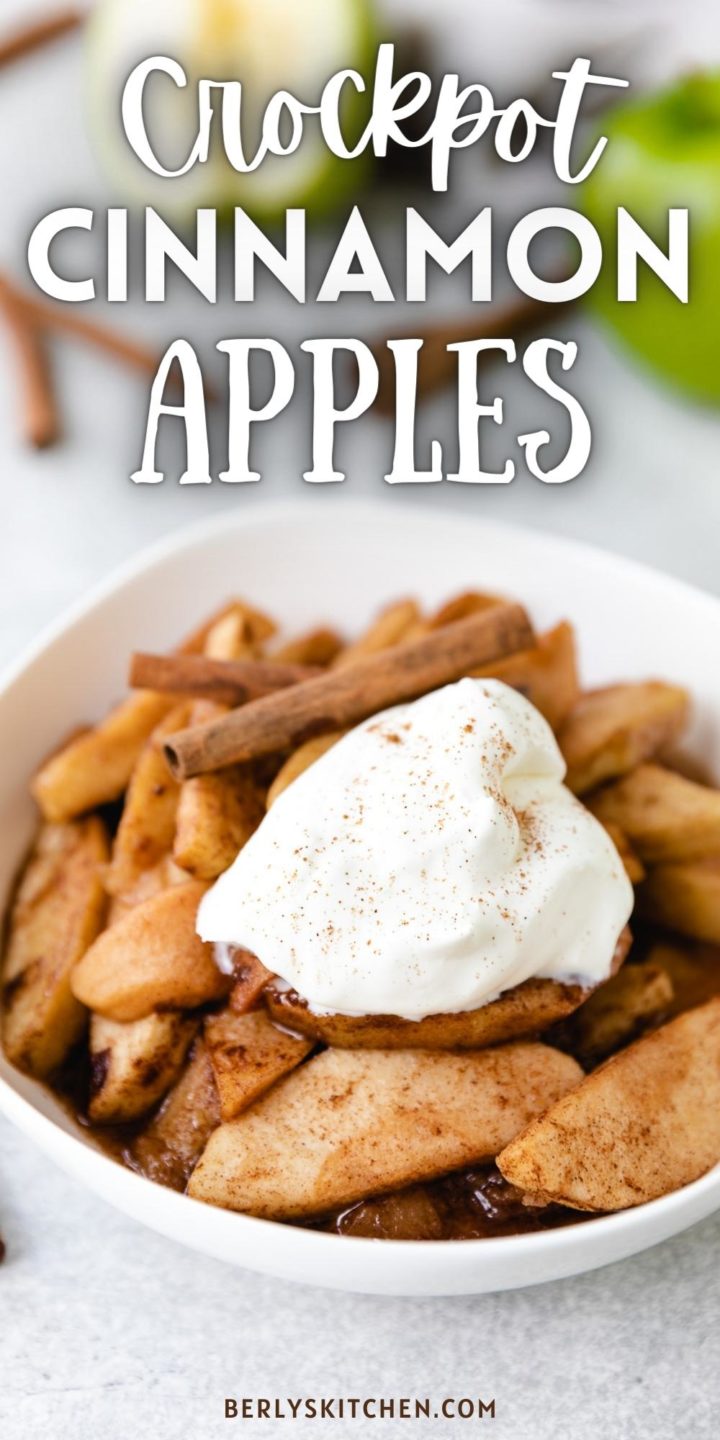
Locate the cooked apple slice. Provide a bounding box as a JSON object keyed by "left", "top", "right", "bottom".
{"left": 106, "top": 855, "right": 189, "bottom": 926}
{"left": 204, "top": 1008, "right": 313, "bottom": 1121}
{"left": 549, "top": 959, "right": 673, "bottom": 1065}
{"left": 88, "top": 1010, "right": 199, "bottom": 1124}
{"left": 174, "top": 768, "right": 265, "bottom": 879}
{"left": 332, "top": 598, "right": 421, "bottom": 669}
{"left": 263, "top": 929, "right": 631, "bottom": 1050}
{"left": 2, "top": 819, "right": 108, "bottom": 1076}
{"left": 129, "top": 1039, "right": 220, "bottom": 1191}
{"left": 200, "top": 601, "right": 276, "bottom": 657}
{"left": 173, "top": 606, "right": 268, "bottom": 878}
{"left": 104, "top": 703, "right": 190, "bottom": 902}
{"left": 394, "top": 590, "right": 506, "bottom": 646}
{"left": 30, "top": 599, "right": 267, "bottom": 822}
{"left": 498, "top": 998, "right": 720, "bottom": 1211}
{"left": 227, "top": 951, "right": 274, "bottom": 1012}
{"left": 639, "top": 857, "right": 720, "bottom": 943}
{"left": 471, "top": 622, "right": 579, "bottom": 731}
{"left": 428, "top": 591, "right": 502, "bottom": 627}
{"left": 32, "top": 692, "right": 176, "bottom": 823}
{"left": 646, "top": 940, "right": 720, "bottom": 1016}
{"left": 187, "top": 1043, "right": 582, "bottom": 1219}
{"left": 180, "top": 598, "right": 276, "bottom": 657}
{"left": 264, "top": 979, "right": 588, "bottom": 1050}
{"left": 271, "top": 627, "right": 343, "bottom": 667}
{"left": 71, "top": 881, "right": 228, "bottom": 1021}
{"left": 589, "top": 763, "right": 720, "bottom": 863}
{"left": 558, "top": 683, "right": 689, "bottom": 795}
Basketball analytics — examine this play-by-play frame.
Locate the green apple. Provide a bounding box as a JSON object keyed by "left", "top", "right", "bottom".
{"left": 86, "top": 0, "right": 376, "bottom": 222}
{"left": 583, "top": 71, "right": 720, "bottom": 404}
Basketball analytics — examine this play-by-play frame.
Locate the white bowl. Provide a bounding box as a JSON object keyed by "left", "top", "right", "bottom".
{"left": 1, "top": 501, "right": 719, "bottom": 1296}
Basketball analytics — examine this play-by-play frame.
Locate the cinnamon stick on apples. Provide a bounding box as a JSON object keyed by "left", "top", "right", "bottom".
{"left": 163, "top": 603, "right": 535, "bottom": 779}
{"left": 130, "top": 652, "right": 320, "bottom": 707}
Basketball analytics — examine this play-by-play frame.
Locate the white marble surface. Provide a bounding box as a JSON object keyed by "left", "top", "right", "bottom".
{"left": 1, "top": 6, "right": 720, "bottom": 1438}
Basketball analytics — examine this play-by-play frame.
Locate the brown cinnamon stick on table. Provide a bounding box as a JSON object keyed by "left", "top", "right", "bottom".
{"left": 163, "top": 603, "right": 535, "bottom": 779}
{"left": 372, "top": 291, "right": 576, "bottom": 416}
{"left": 0, "top": 271, "right": 197, "bottom": 447}
{"left": 0, "top": 8, "right": 83, "bottom": 69}
{"left": 0, "top": 273, "right": 169, "bottom": 386}
{"left": 130, "top": 652, "right": 320, "bottom": 707}
{"left": 0, "top": 284, "right": 59, "bottom": 447}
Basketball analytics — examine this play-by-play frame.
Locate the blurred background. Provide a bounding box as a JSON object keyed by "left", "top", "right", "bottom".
{"left": 2, "top": 0, "right": 720, "bottom": 665}
{"left": 2, "top": 12, "right": 720, "bottom": 1437}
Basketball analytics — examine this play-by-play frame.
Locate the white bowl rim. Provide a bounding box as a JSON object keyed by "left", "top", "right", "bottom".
{"left": 5, "top": 496, "right": 720, "bottom": 696}
{"left": 1, "top": 497, "right": 719, "bottom": 1292}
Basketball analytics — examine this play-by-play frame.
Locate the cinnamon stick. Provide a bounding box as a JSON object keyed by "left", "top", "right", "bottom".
{"left": 163, "top": 602, "right": 535, "bottom": 779}
{"left": 0, "top": 272, "right": 167, "bottom": 384}
{"left": 372, "top": 290, "right": 575, "bottom": 416}
{"left": 0, "top": 284, "right": 59, "bottom": 447}
{"left": 130, "top": 652, "right": 320, "bottom": 707}
{"left": 0, "top": 8, "right": 82, "bottom": 69}
{"left": 0, "top": 271, "right": 199, "bottom": 442}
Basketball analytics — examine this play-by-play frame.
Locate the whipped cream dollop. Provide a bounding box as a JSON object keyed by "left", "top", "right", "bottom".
{"left": 198, "top": 679, "right": 633, "bottom": 1020}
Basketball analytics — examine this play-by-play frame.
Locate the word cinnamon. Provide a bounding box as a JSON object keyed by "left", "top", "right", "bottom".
{"left": 163, "top": 602, "right": 535, "bottom": 779}
{"left": 0, "top": 8, "right": 82, "bottom": 69}
{"left": 372, "top": 290, "right": 575, "bottom": 416}
{"left": 130, "top": 652, "right": 319, "bottom": 707}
